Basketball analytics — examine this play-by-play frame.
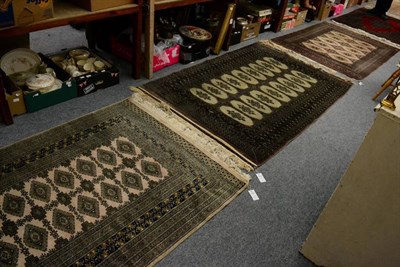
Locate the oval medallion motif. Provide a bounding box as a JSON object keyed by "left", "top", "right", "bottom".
{"left": 240, "top": 95, "right": 272, "bottom": 114}
{"left": 221, "top": 74, "right": 248, "bottom": 90}
{"left": 230, "top": 100, "right": 263, "bottom": 120}
{"left": 202, "top": 83, "right": 229, "bottom": 99}
{"left": 255, "top": 60, "right": 281, "bottom": 73}
{"left": 210, "top": 79, "right": 238, "bottom": 94}
{"left": 290, "top": 70, "right": 317, "bottom": 84}
{"left": 263, "top": 57, "right": 288, "bottom": 70}
{"left": 240, "top": 66, "right": 267, "bottom": 81}
{"left": 251, "top": 89, "right": 283, "bottom": 108}
{"left": 277, "top": 77, "right": 305, "bottom": 92}
{"left": 269, "top": 81, "right": 298, "bottom": 97}
{"left": 232, "top": 70, "right": 259, "bottom": 85}
{"left": 248, "top": 63, "right": 275, "bottom": 77}
{"left": 284, "top": 74, "right": 312, "bottom": 88}
{"left": 259, "top": 86, "right": 291, "bottom": 103}
{"left": 220, "top": 106, "right": 254, "bottom": 126}
{"left": 190, "top": 88, "right": 219, "bottom": 104}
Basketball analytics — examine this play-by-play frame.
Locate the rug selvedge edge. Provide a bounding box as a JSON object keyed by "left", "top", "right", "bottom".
{"left": 128, "top": 87, "right": 253, "bottom": 183}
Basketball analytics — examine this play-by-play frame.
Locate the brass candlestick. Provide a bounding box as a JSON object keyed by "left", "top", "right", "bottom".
{"left": 381, "top": 83, "right": 400, "bottom": 111}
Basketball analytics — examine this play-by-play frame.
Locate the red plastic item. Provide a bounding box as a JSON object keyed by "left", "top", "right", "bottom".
{"left": 331, "top": 4, "right": 344, "bottom": 16}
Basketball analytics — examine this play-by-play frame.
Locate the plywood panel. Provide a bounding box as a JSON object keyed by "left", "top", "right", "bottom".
{"left": 301, "top": 106, "right": 400, "bottom": 267}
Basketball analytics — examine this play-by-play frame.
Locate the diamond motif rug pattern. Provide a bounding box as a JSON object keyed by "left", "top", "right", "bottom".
{"left": 0, "top": 100, "right": 247, "bottom": 266}
{"left": 332, "top": 8, "right": 400, "bottom": 45}
{"left": 138, "top": 42, "right": 352, "bottom": 166}
{"left": 272, "top": 22, "right": 399, "bottom": 80}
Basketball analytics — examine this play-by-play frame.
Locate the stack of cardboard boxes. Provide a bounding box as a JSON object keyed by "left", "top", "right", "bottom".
{"left": 0, "top": 0, "right": 54, "bottom": 28}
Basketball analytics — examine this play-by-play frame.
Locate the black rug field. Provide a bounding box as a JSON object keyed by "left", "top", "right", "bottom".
{"left": 138, "top": 42, "right": 352, "bottom": 166}
{"left": 0, "top": 100, "right": 247, "bottom": 267}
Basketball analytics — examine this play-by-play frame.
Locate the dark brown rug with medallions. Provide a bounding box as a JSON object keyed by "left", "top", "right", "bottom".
{"left": 0, "top": 100, "right": 247, "bottom": 267}
{"left": 137, "top": 42, "right": 352, "bottom": 166}
{"left": 272, "top": 22, "right": 399, "bottom": 80}
{"left": 332, "top": 8, "right": 400, "bottom": 45}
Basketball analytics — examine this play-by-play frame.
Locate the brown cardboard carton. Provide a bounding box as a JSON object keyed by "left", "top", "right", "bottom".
{"left": 240, "top": 22, "right": 261, "bottom": 42}
{"left": 71, "top": 0, "right": 134, "bottom": 11}
{"left": 6, "top": 89, "right": 26, "bottom": 116}
{"left": 295, "top": 9, "right": 308, "bottom": 27}
{"left": 0, "top": 69, "right": 26, "bottom": 116}
{"left": 12, "top": 0, "right": 53, "bottom": 26}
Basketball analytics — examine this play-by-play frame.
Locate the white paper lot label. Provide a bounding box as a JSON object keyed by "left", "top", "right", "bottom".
{"left": 248, "top": 189, "right": 259, "bottom": 201}
{"left": 256, "top": 173, "right": 266, "bottom": 183}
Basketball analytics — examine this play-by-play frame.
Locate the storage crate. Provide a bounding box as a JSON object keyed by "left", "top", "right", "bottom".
{"left": 23, "top": 54, "right": 77, "bottom": 113}
{"left": 47, "top": 47, "right": 119, "bottom": 96}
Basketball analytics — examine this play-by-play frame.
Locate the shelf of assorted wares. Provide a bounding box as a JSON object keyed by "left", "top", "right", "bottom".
{"left": 0, "top": 0, "right": 143, "bottom": 79}
{"left": 0, "top": 0, "right": 144, "bottom": 125}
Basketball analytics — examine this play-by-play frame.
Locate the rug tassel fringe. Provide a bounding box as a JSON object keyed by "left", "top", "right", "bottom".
{"left": 129, "top": 86, "right": 253, "bottom": 182}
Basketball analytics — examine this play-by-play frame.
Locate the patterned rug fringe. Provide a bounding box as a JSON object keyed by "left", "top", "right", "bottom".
{"left": 260, "top": 39, "right": 357, "bottom": 82}
{"left": 129, "top": 87, "right": 254, "bottom": 179}
{"left": 329, "top": 20, "right": 400, "bottom": 50}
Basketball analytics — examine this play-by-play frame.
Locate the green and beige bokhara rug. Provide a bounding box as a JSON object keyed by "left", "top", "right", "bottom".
{"left": 272, "top": 22, "right": 399, "bottom": 80}
{"left": 138, "top": 42, "right": 352, "bottom": 166}
{"left": 0, "top": 100, "right": 248, "bottom": 266}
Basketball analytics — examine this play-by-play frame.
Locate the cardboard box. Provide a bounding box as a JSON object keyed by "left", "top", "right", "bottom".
{"left": 295, "top": 9, "right": 308, "bottom": 27}
{"left": 6, "top": 89, "right": 26, "bottom": 116}
{"left": 0, "top": 3, "right": 15, "bottom": 28}
{"left": 23, "top": 54, "right": 77, "bottom": 113}
{"left": 258, "top": 16, "right": 272, "bottom": 33}
{"left": 280, "top": 18, "right": 296, "bottom": 31}
{"left": 12, "top": 0, "right": 53, "bottom": 26}
{"left": 0, "top": 69, "right": 26, "bottom": 116}
{"left": 240, "top": 22, "right": 261, "bottom": 42}
{"left": 318, "top": 1, "right": 333, "bottom": 20}
{"left": 71, "top": 0, "right": 134, "bottom": 11}
{"left": 111, "top": 36, "right": 180, "bottom": 72}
